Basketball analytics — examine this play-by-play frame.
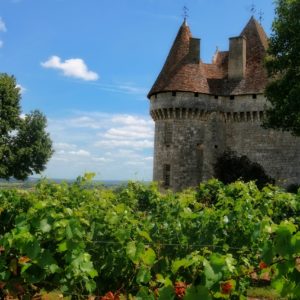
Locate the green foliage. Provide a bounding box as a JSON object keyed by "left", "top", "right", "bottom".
{"left": 264, "top": 0, "right": 300, "bottom": 135}
{"left": 214, "top": 150, "right": 274, "bottom": 189}
{"left": 0, "top": 176, "right": 300, "bottom": 298}
{"left": 0, "top": 73, "right": 53, "bottom": 180}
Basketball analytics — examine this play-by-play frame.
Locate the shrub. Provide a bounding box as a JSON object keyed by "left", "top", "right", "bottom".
{"left": 214, "top": 150, "right": 275, "bottom": 189}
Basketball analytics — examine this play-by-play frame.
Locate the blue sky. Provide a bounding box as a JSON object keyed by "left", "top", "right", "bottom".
{"left": 0, "top": 0, "right": 275, "bottom": 180}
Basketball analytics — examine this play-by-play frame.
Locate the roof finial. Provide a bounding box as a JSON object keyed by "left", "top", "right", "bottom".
{"left": 250, "top": 2, "right": 256, "bottom": 16}
{"left": 182, "top": 5, "right": 189, "bottom": 24}
{"left": 258, "top": 10, "right": 264, "bottom": 24}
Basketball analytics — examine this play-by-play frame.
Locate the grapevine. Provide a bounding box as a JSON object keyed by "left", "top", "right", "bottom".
{"left": 0, "top": 175, "right": 300, "bottom": 299}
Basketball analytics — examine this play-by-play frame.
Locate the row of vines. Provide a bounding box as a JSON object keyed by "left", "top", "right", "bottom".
{"left": 1, "top": 174, "right": 300, "bottom": 299}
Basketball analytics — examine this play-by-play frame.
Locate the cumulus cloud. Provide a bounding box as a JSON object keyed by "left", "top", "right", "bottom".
{"left": 103, "top": 126, "right": 153, "bottom": 140}
{"left": 41, "top": 56, "right": 99, "bottom": 81}
{"left": 54, "top": 142, "right": 77, "bottom": 151}
{"left": 144, "top": 156, "right": 153, "bottom": 161}
{"left": 69, "top": 116, "right": 104, "bottom": 129}
{"left": 53, "top": 146, "right": 107, "bottom": 164}
{"left": 111, "top": 115, "right": 152, "bottom": 126}
{"left": 95, "top": 139, "right": 153, "bottom": 149}
{"left": 94, "top": 114, "right": 154, "bottom": 149}
{"left": 69, "top": 149, "right": 90, "bottom": 157}
{"left": 0, "top": 18, "right": 7, "bottom": 32}
{"left": 44, "top": 112, "right": 154, "bottom": 180}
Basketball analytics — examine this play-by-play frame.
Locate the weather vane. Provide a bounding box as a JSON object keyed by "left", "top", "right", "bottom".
{"left": 182, "top": 5, "right": 189, "bottom": 22}
{"left": 258, "top": 10, "right": 264, "bottom": 24}
{"left": 250, "top": 3, "right": 256, "bottom": 15}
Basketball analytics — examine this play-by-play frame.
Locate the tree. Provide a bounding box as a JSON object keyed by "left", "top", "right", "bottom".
{"left": 0, "top": 73, "right": 53, "bottom": 180}
{"left": 263, "top": 0, "right": 300, "bottom": 135}
{"left": 214, "top": 150, "right": 274, "bottom": 189}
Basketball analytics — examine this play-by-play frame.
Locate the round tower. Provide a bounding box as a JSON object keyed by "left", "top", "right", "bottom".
{"left": 148, "top": 20, "right": 224, "bottom": 191}
{"left": 148, "top": 18, "right": 300, "bottom": 191}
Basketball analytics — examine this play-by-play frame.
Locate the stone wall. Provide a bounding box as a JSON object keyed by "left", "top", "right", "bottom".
{"left": 150, "top": 92, "right": 300, "bottom": 191}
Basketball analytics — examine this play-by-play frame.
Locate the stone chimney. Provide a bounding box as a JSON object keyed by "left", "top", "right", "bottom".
{"left": 228, "top": 36, "right": 246, "bottom": 79}
{"left": 189, "top": 38, "right": 200, "bottom": 63}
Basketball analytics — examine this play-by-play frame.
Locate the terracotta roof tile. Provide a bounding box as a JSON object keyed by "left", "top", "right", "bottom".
{"left": 148, "top": 17, "right": 269, "bottom": 98}
{"left": 148, "top": 21, "right": 209, "bottom": 97}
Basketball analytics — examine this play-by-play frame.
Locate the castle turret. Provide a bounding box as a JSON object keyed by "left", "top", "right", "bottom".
{"left": 148, "top": 17, "right": 300, "bottom": 191}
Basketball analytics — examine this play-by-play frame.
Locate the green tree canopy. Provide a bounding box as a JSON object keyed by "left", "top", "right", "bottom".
{"left": 0, "top": 73, "right": 53, "bottom": 180}
{"left": 264, "top": 0, "right": 300, "bottom": 135}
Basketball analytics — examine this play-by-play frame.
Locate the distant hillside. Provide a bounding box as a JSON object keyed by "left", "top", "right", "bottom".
{"left": 0, "top": 178, "right": 149, "bottom": 190}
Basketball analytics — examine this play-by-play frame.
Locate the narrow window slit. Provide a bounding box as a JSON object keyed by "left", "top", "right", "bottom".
{"left": 163, "top": 164, "right": 171, "bottom": 188}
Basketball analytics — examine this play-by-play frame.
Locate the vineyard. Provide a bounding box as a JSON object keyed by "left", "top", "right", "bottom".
{"left": 1, "top": 174, "right": 300, "bottom": 299}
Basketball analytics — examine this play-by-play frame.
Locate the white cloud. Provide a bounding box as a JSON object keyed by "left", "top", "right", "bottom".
{"left": 92, "top": 157, "right": 113, "bottom": 162}
{"left": 54, "top": 142, "right": 77, "bottom": 151}
{"left": 41, "top": 55, "right": 99, "bottom": 81}
{"left": 16, "top": 84, "right": 26, "bottom": 94}
{"left": 112, "top": 115, "right": 152, "bottom": 126}
{"left": 69, "top": 149, "right": 90, "bottom": 156}
{"left": 125, "top": 161, "right": 145, "bottom": 166}
{"left": 104, "top": 126, "right": 153, "bottom": 140}
{"left": 144, "top": 156, "right": 153, "bottom": 161}
{"left": 117, "top": 84, "right": 148, "bottom": 95}
{"left": 94, "top": 113, "right": 154, "bottom": 149}
{"left": 95, "top": 139, "right": 153, "bottom": 149}
{"left": 69, "top": 116, "right": 104, "bottom": 129}
{"left": 0, "top": 18, "right": 7, "bottom": 32}
{"left": 44, "top": 111, "right": 154, "bottom": 180}
{"left": 82, "top": 82, "right": 147, "bottom": 96}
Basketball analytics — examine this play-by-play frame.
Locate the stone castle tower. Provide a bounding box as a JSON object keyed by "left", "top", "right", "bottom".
{"left": 148, "top": 17, "right": 300, "bottom": 191}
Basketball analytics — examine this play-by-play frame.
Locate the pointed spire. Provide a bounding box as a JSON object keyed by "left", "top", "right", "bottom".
{"left": 148, "top": 21, "right": 208, "bottom": 98}
{"left": 241, "top": 16, "right": 268, "bottom": 49}
{"left": 154, "top": 20, "right": 192, "bottom": 77}
{"left": 160, "top": 19, "right": 191, "bottom": 71}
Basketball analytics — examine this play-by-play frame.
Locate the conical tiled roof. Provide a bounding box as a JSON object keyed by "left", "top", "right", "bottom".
{"left": 236, "top": 16, "right": 269, "bottom": 94}
{"left": 148, "top": 17, "right": 269, "bottom": 98}
{"left": 241, "top": 16, "right": 268, "bottom": 50}
{"left": 148, "top": 21, "right": 209, "bottom": 98}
